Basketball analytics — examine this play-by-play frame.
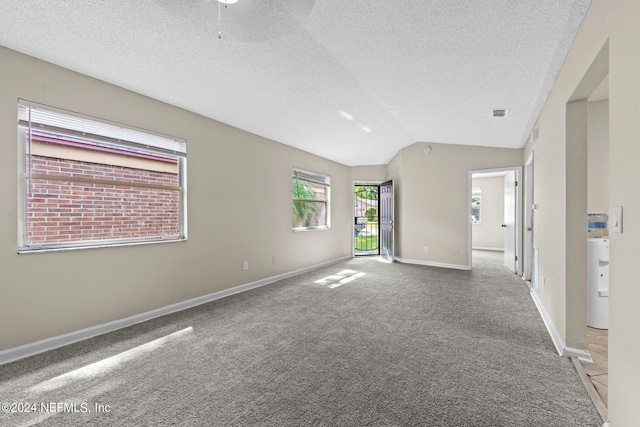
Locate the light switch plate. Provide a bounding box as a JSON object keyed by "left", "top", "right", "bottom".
{"left": 612, "top": 206, "right": 623, "bottom": 233}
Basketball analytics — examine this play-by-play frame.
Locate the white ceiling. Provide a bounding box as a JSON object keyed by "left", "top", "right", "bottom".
{"left": 0, "top": 0, "right": 591, "bottom": 166}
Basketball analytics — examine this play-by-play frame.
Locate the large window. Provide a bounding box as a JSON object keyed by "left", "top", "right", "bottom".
{"left": 292, "top": 167, "right": 329, "bottom": 230}
{"left": 18, "top": 100, "right": 187, "bottom": 252}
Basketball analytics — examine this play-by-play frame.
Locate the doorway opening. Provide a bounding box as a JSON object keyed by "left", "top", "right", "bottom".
{"left": 354, "top": 184, "right": 379, "bottom": 256}
{"left": 468, "top": 167, "right": 522, "bottom": 274}
{"left": 571, "top": 55, "right": 609, "bottom": 413}
{"left": 581, "top": 82, "right": 610, "bottom": 412}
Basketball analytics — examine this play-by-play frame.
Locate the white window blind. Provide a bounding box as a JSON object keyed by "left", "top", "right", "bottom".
{"left": 292, "top": 168, "right": 330, "bottom": 186}
{"left": 18, "top": 100, "right": 186, "bottom": 156}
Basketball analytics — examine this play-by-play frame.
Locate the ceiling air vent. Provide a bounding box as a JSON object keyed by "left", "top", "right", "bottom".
{"left": 492, "top": 109, "right": 509, "bottom": 118}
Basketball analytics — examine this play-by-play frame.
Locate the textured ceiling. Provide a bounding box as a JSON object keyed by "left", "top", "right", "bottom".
{"left": 0, "top": 0, "right": 591, "bottom": 166}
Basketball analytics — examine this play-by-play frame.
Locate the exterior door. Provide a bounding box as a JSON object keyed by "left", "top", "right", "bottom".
{"left": 380, "top": 180, "right": 394, "bottom": 262}
{"left": 503, "top": 171, "right": 517, "bottom": 272}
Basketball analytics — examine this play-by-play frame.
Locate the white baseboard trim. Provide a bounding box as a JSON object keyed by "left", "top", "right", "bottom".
{"left": 564, "top": 346, "right": 592, "bottom": 361}
{"left": 527, "top": 282, "right": 593, "bottom": 362}
{"left": 472, "top": 247, "right": 504, "bottom": 252}
{"left": 395, "top": 257, "right": 471, "bottom": 271}
{"left": 0, "top": 256, "right": 351, "bottom": 366}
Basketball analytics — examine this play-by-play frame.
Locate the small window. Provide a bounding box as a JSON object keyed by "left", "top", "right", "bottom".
{"left": 471, "top": 188, "right": 481, "bottom": 224}
{"left": 18, "top": 100, "right": 187, "bottom": 252}
{"left": 292, "top": 167, "right": 330, "bottom": 230}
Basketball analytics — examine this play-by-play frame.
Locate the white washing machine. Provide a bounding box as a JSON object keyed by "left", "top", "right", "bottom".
{"left": 587, "top": 238, "right": 609, "bottom": 329}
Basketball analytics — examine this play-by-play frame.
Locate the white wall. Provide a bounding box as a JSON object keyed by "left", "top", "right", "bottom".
{"left": 0, "top": 46, "right": 353, "bottom": 352}
{"left": 588, "top": 99, "right": 609, "bottom": 214}
{"left": 524, "top": 0, "right": 640, "bottom": 423}
{"left": 351, "top": 165, "right": 387, "bottom": 183}
{"left": 387, "top": 142, "right": 522, "bottom": 268}
{"left": 472, "top": 176, "right": 505, "bottom": 250}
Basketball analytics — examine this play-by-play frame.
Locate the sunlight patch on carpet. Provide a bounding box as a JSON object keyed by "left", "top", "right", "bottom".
{"left": 28, "top": 327, "right": 195, "bottom": 393}
{"left": 314, "top": 270, "right": 365, "bottom": 289}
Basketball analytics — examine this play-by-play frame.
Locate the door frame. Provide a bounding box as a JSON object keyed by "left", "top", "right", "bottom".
{"left": 352, "top": 180, "right": 382, "bottom": 257}
{"left": 503, "top": 170, "right": 518, "bottom": 273}
{"left": 524, "top": 152, "right": 535, "bottom": 283}
{"left": 467, "top": 166, "right": 523, "bottom": 273}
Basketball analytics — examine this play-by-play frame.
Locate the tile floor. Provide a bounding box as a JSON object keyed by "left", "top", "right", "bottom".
{"left": 581, "top": 327, "right": 608, "bottom": 407}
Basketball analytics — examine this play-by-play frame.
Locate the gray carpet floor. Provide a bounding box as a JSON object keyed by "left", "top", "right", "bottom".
{"left": 0, "top": 251, "right": 602, "bottom": 426}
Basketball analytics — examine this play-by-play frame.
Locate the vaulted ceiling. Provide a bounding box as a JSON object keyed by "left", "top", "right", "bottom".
{"left": 0, "top": 0, "right": 591, "bottom": 166}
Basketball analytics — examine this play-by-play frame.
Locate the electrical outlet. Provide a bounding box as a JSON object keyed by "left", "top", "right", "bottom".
{"left": 243, "top": 261, "right": 249, "bottom": 271}
{"left": 272, "top": 256, "right": 277, "bottom": 264}
{"left": 423, "top": 246, "right": 429, "bottom": 253}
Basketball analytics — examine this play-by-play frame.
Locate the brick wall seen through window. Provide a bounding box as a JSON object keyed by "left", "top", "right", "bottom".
{"left": 18, "top": 100, "right": 186, "bottom": 251}
{"left": 27, "top": 151, "right": 180, "bottom": 244}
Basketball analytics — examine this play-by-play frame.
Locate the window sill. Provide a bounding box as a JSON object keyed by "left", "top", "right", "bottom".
{"left": 18, "top": 237, "right": 187, "bottom": 254}
{"left": 292, "top": 226, "right": 330, "bottom": 232}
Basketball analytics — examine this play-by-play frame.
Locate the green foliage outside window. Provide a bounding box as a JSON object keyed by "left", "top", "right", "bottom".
{"left": 355, "top": 185, "right": 378, "bottom": 200}
{"left": 293, "top": 178, "right": 320, "bottom": 228}
{"left": 365, "top": 207, "right": 377, "bottom": 222}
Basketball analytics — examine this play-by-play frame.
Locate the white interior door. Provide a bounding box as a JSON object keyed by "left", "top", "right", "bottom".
{"left": 503, "top": 171, "right": 517, "bottom": 272}
{"left": 380, "top": 180, "right": 394, "bottom": 261}
{"left": 524, "top": 155, "right": 534, "bottom": 282}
